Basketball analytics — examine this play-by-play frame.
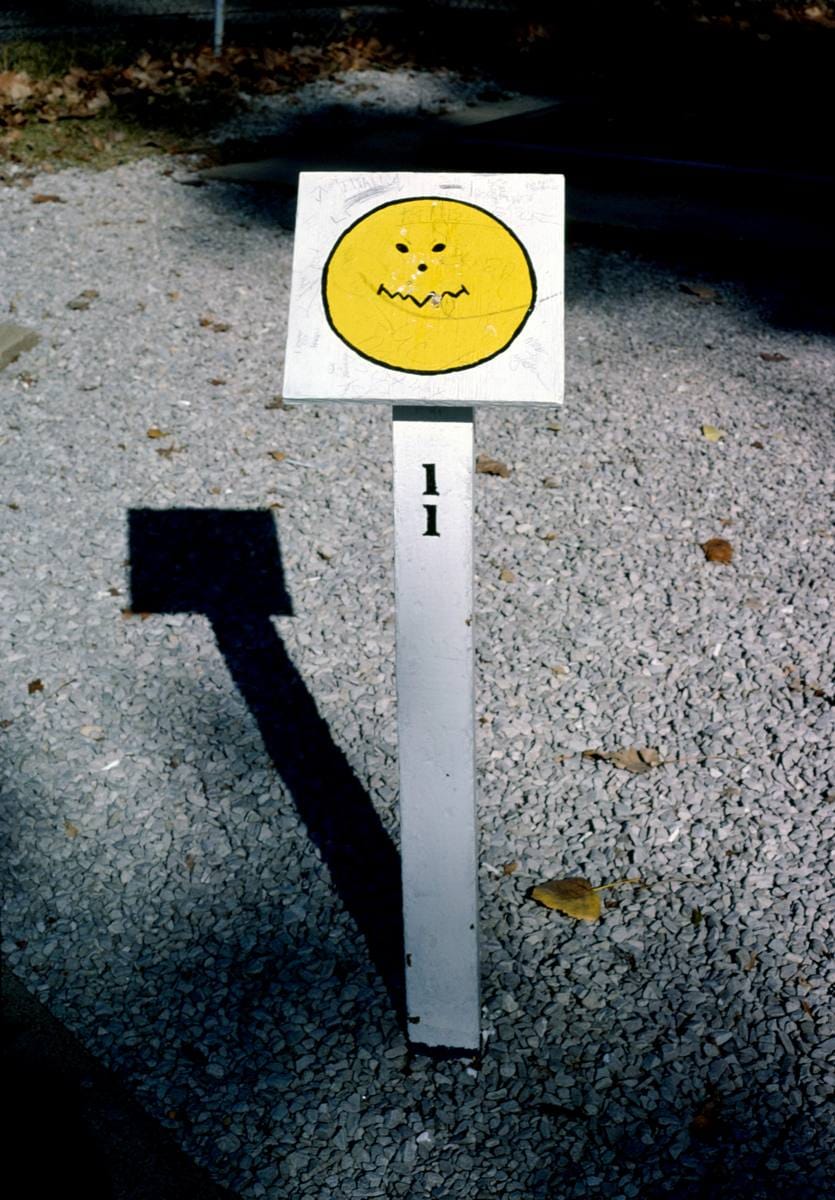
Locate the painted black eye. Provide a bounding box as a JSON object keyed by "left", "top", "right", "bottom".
{"left": 432, "top": 243, "right": 446, "bottom": 252}
{"left": 395, "top": 243, "right": 409, "bottom": 253}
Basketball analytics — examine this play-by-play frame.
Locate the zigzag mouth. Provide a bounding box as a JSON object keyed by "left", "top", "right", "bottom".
{"left": 376, "top": 284, "right": 470, "bottom": 309}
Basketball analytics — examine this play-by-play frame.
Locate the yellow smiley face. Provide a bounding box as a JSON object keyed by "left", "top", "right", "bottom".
{"left": 322, "top": 196, "right": 536, "bottom": 375}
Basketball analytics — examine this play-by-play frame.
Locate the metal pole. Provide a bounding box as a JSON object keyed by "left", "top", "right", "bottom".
{"left": 213, "top": 0, "right": 225, "bottom": 56}
{"left": 392, "top": 406, "right": 480, "bottom": 1052}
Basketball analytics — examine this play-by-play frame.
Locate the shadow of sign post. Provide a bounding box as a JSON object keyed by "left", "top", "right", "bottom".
{"left": 128, "top": 507, "right": 405, "bottom": 1021}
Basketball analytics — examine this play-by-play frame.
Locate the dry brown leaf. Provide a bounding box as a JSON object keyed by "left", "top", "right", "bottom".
{"left": 701, "top": 424, "right": 726, "bottom": 442}
{"left": 156, "top": 443, "right": 185, "bottom": 459}
{"left": 531, "top": 877, "right": 602, "bottom": 921}
{"left": 0, "top": 69, "right": 34, "bottom": 103}
{"left": 582, "top": 746, "right": 662, "bottom": 774}
{"left": 539, "top": 530, "right": 557, "bottom": 541}
{"left": 67, "top": 289, "right": 99, "bottom": 310}
{"left": 502, "top": 861, "right": 519, "bottom": 876}
{"left": 701, "top": 537, "right": 734, "bottom": 564}
{"left": 760, "top": 352, "right": 789, "bottom": 362}
{"left": 199, "top": 314, "right": 231, "bottom": 332}
{"left": 27, "top": 678, "right": 44, "bottom": 694}
{"left": 32, "top": 193, "right": 64, "bottom": 205}
{"left": 476, "top": 453, "right": 510, "bottom": 478}
{"left": 499, "top": 567, "right": 515, "bottom": 583}
{"left": 744, "top": 951, "right": 758, "bottom": 972}
{"left": 64, "top": 819, "right": 79, "bottom": 839}
{"left": 690, "top": 1095, "right": 722, "bottom": 1142}
{"left": 146, "top": 426, "right": 169, "bottom": 439}
{"left": 680, "top": 282, "right": 718, "bottom": 302}
{"left": 85, "top": 89, "right": 110, "bottom": 115}
{"left": 268, "top": 450, "right": 286, "bottom": 462}
{"left": 210, "top": 377, "right": 226, "bottom": 386}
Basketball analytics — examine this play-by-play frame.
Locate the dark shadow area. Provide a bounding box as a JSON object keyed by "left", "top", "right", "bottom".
{"left": 128, "top": 507, "right": 405, "bottom": 1022}
{"left": 5, "top": 4, "right": 833, "bottom": 329}
{"left": 193, "top": 115, "right": 835, "bottom": 339}
{"left": 1, "top": 960, "right": 238, "bottom": 1200}
{"left": 193, "top": 80, "right": 835, "bottom": 333}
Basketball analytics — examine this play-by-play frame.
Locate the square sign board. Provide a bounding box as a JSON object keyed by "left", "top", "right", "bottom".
{"left": 283, "top": 172, "right": 563, "bottom": 405}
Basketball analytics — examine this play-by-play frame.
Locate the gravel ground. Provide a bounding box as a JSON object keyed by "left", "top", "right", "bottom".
{"left": 2, "top": 68, "right": 834, "bottom": 1200}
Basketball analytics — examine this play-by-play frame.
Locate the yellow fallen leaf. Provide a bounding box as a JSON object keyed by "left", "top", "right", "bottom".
{"left": 64, "top": 819, "right": 79, "bottom": 839}
{"left": 499, "top": 567, "right": 515, "bottom": 583}
{"left": 147, "top": 426, "right": 169, "bottom": 439}
{"left": 268, "top": 450, "right": 286, "bottom": 462}
{"left": 701, "top": 424, "right": 726, "bottom": 442}
{"left": 531, "top": 874, "right": 642, "bottom": 921}
{"left": 531, "top": 877, "right": 602, "bottom": 921}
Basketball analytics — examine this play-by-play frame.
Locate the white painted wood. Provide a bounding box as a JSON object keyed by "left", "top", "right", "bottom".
{"left": 392, "top": 407, "right": 480, "bottom": 1050}
{"left": 281, "top": 171, "right": 566, "bottom": 1050}
{"left": 283, "top": 172, "right": 563, "bottom": 406}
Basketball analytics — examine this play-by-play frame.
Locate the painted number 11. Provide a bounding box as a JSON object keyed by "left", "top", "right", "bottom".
{"left": 423, "top": 463, "right": 439, "bottom": 537}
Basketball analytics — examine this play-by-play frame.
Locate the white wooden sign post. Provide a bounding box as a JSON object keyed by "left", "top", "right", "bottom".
{"left": 284, "top": 172, "right": 564, "bottom": 1051}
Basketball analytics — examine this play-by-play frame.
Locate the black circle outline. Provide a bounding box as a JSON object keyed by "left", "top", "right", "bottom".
{"left": 321, "top": 195, "right": 537, "bottom": 376}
